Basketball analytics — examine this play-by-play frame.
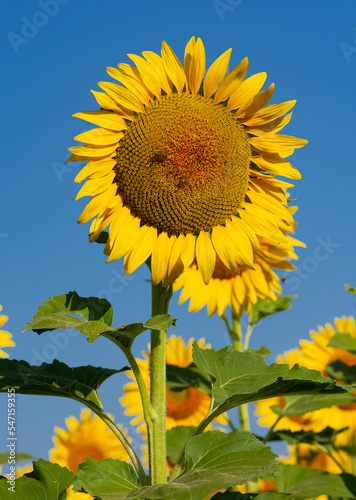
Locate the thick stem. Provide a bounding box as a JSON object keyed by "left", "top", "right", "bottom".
{"left": 149, "top": 282, "right": 172, "bottom": 485}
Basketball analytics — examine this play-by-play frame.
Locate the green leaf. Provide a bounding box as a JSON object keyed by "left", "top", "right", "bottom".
{"left": 345, "top": 283, "right": 356, "bottom": 295}
{"left": 94, "top": 231, "right": 109, "bottom": 244}
{"left": 326, "top": 359, "right": 356, "bottom": 384}
{"left": 24, "top": 292, "right": 176, "bottom": 348}
{"left": 274, "top": 464, "right": 356, "bottom": 499}
{"left": 0, "top": 459, "right": 74, "bottom": 500}
{"left": 0, "top": 452, "right": 34, "bottom": 465}
{"left": 268, "top": 426, "right": 349, "bottom": 447}
{"left": 73, "top": 458, "right": 139, "bottom": 499}
{"left": 166, "top": 426, "right": 196, "bottom": 464}
{"left": 328, "top": 333, "right": 356, "bottom": 355}
{"left": 246, "top": 346, "right": 272, "bottom": 358}
{"left": 269, "top": 392, "right": 356, "bottom": 417}
{"left": 0, "top": 359, "right": 121, "bottom": 411}
{"left": 166, "top": 363, "right": 211, "bottom": 394}
{"left": 211, "top": 493, "right": 291, "bottom": 499}
{"left": 192, "top": 344, "right": 346, "bottom": 418}
{"left": 249, "top": 296, "right": 296, "bottom": 328}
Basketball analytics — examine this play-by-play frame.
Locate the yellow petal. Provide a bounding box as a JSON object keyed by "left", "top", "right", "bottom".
{"left": 151, "top": 232, "right": 174, "bottom": 285}
{"left": 74, "top": 128, "right": 124, "bottom": 146}
{"left": 164, "top": 234, "right": 186, "bottom": 286}
{"left": 76, "top": 172, "right": 115, "bottom": 200}
{"left": 106, "top": 66, "right": 151, "bottom": 106}
{"left": 243, "top": 100, "right": 296, "bottom": 127}
{"left": 212, "top": 225, "right": 241, "bottom": 274}
{"left": 247, "top": 112, "right": 292, "bottom": 136}
{"left": 252, "top": 154, "right": 301, "bottom": 180}
{"left": 184, "top": 37, "right": 206, "bottom": 95}
{"left": 203, "top": 48, "right": 232, "bottom": 99}
{"left": 124, "top": 225, "right": 157, "bottom": 275}
{"left": 74, "top": 158, "right": 116, "bottom": 183}
{"left": 73, "top": 111, "right": 127, "bottom": 131}
{"left": 226, "top": 72, "right": 267, "bottom": 111}
{"left": 127, "top": 54, "right": 163, "bottom": 100}
{"left": 240, "top": 204, "right": 285, "bottom": 242}
{"left": 98, "top": 82, "right": 144, "bottom": 113}
{"left": 181, "top": 233, "right": 196, "bottom": 268}
{"left": 161, "top": 41, "right": 186, "bottom": 94}
{"left": 90, "top": 90, "right": 134, "bottom": 119}
{"left": 196, "top": 231, "right": 216, "bottom": 285}
{"left": 142, "top": 51, "right": 172, "bottom": 95}
{"left": 89, "top": 202, "right": 120, "bottom": 242}
{"left": 249, "top": 134, "right": 308, "bottom": 158}
{"left": 214, "top": 57, "right": 249, "bottom": 103}
{"left": 106, "top": 208, "right": 141, "bottom": 262}
{"left": 225, "top": 219, "right": 254, "bottom": 268}
{"left": 68, "top": 144, "right": 117, "bottom": 159}
{"left": 78, "top": 184, "right": 117, "bottom": 224}
{"left": 235, "top": 83, "right": 275, "bottom": 119}
{"left": 230, "top": 216, "right": 265, "bottom": 258}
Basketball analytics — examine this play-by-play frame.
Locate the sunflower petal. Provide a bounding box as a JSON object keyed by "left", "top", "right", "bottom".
{"left": 73, "top": 111, "right": 127, "bottom": 131}
{"left": 98, "top": 82, "right": 144, "bottom": 113}
{"left": 74, "top": 128, "right": 124, "bottom": 146}
{"left": 214, "top": 57, "right": 249, "bottom": 103}
{"left": 161, "top": 41, "right": 186, "bottom": 93}
{"left": 196, "top": 231, "right": 216, "bottom": 285}
{"left": 124, "top": 225, "right": 157, "bottom": 275}
{"left": 78, "top": 184, "right": 117, "bottom": 224}
{"left": 235, "top": 83, "right": 275, "bottom": 119}
{"left": 127, "top": 54, "right": 163, "bottom": 99}
{"left": 243, "top": 100, "right": 296, "bottom": 127}
{"left": 227, "top": 72, "right": 267, "bottom": 111}
{"left": 184, "top": 37, "right": 206, "bottom": 95}
{"left": 204, "top": 48, "right": 232, "bottom": 99}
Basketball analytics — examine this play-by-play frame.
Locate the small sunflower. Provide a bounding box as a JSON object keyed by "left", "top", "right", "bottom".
{"left": 121, "top": 335, "right": 227, "bottom": 429}
{"left": 69, "top": 37, "right": 307, "bottom": 286}
{"left": 173, "top": 208, "right": 304, "bottom": 317}
{"left": 50, "top": 409, "right": 130, "bottom": 473}
{"left": 255, "top": 317, "right": 356, "bottom": 438}
{"left": 0, "top": 305, "right": 15, "bottom": 358}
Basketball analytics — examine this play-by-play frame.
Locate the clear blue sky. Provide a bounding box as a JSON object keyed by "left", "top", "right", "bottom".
{"left": 1, "top": 0, "right": 355, "bottom": 466}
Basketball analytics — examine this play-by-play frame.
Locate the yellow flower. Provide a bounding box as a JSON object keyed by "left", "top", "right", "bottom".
{"left": 50, "top": 409, "right": 130, "bottom": 473}
{"left": 173, "top": 217, "right": 303, "bottom": 318}
{"left": 282, "top": 443, "right": 354, "bottom": 474}
{"left": 0, "top": 305, "right": 15, "bottom": 358}
{"left": 121, "top": 335, "right": 227, "bottom": 429}
{"left": 255, "top": 317, "right": 356, "bottom": 439}
{"left": 69, "top": 37, "right": 306, "bottom": 286}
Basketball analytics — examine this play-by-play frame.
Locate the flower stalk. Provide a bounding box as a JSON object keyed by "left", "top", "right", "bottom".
{"left": 149, "top": 281, "right": 172, "bottom": 484}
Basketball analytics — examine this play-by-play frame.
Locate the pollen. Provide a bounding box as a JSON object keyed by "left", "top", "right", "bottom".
{"left": 113, "top": 93, "right": 251, "bottom": 236}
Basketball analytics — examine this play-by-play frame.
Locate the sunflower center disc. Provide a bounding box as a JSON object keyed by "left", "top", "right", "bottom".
{"left": 113, "top": 93, "right": 251, "bottom": 236}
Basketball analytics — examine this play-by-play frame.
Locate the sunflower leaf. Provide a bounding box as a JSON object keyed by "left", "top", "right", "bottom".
{"left": 274, "top": 464, "right": 356, "bottom": 499}
{"left": 166, "top": 363, "right": 212, "bottom": 394}
{"left": 327, "top": 332, "right": 356, "bottom": 355}
{"left": 24, "top": 292, "right": 176, "bottom": 347}
{"left": 269, "top": 391, "right": 356, "bottom": 417}
{"left": 93, "top": 230, "right": 109, "bottom": 244}
{"left": 325, "top": 360, "right": 356, "bottom": 384}
{"left": 0, "top": 452, "right": 34, "bottom": 465}
{"left": 249, "top": 296, "right": 296, "bottom": 328}
{"left": 192, "top": 344, "right": 346, "bottom": 416}
{"left": 0, "top": 359, "right": 122, "bottom": 411}
{"left": 345, "top": 283, "right": 356, "bottom": 295}
{"left": 0, "top": 459, "right": 74, "bottom": 500}
{"left": 210, "top": 493, "right": 290, "bottom": 499}
{"left": 266, "top": 426, "right": 349, "bottom": 446}
{"left": 73, "top": 458, "right": 139, "bottom": 498}
{"left": 166, "top": 426, "right": 196, "bottom": 464}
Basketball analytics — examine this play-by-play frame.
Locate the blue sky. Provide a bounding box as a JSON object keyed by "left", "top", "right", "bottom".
{"left": 1, "top": 0, "right": 356, "bottom": 468}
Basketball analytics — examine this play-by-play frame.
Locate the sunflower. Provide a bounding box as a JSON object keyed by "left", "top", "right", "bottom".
{"left": 255, "top": 317, "right": 356, "bottom": 439}
{"left": 121, "top": 335, "right": 227, "bottom": 429}
{"left": 173, "top": 207, "right": 304, "bottom": 317}
{"left": 50, "top": 409, "right": 130, "bottom": 473}
{"left": 69, "top": 37, "right": 307, "bottom": 286}
{"left": 0, "top": 305, "right": 15, "bottom": 358}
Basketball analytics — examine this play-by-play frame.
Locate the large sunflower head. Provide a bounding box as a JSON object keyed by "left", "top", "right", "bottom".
{"left": 0, "top": 305, "right": 15, "bottom": 358}
{"left": 121, "top": 335, "right": 227, "bottom": 430}
{"left": 50, "top": 409, "right": 130, "bottom": 473}
{"left": 69, "top": 37, "right": 307, "bottom": 286}
{"left": 173, "top": 207, "right": 304, "bottom": 317}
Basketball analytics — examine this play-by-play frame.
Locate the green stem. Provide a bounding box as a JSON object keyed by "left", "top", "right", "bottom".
{"left": 243, "top": 323, "right": 254, "bottom": 351}
{"left": 88, "top": 404, "right": 148, "bottom": 485}
{"left": 263, "top": 415, "right": 282, "bottom": 444}
{"left": 149, "top": 281, "right": 172, "bottom": 485}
